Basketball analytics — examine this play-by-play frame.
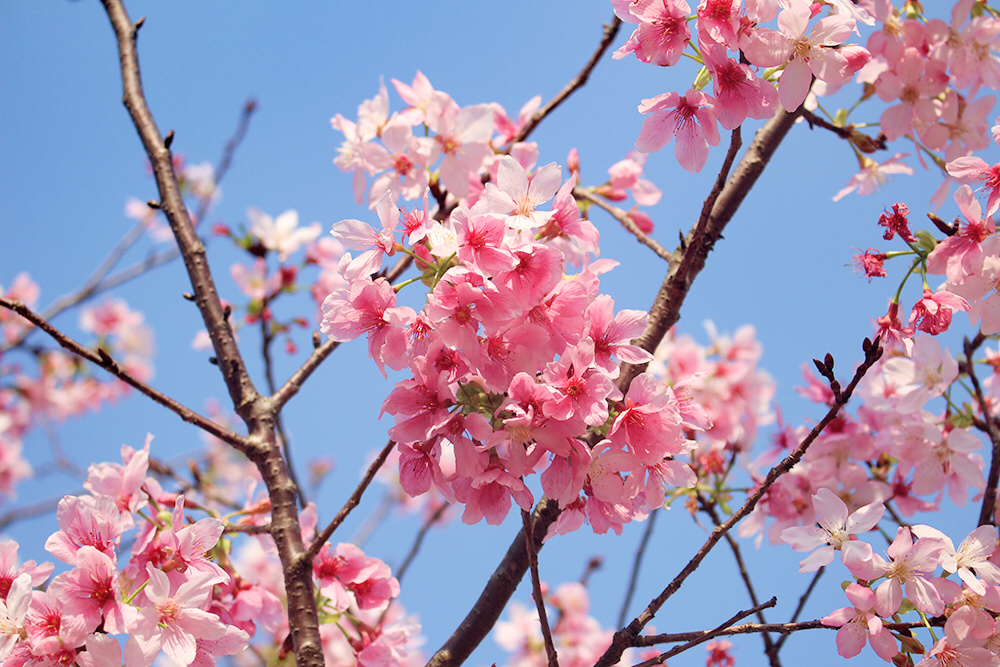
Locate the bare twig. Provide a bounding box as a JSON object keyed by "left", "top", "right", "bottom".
{"left": 773, "top": 567, "right": 824, "bottom": 652}
{"left": 0, "top": 298, "right": 248, "bottom": 450}
{"left": 632, "top": 597, "right": 778, "bottom": 667}
{"left": 698, "top": 493, "right": 779, "bottom": 666}
{"left": 303, "top": 440, "right": 396, "bottom": 564}
{"left": 522, "top": 510, "right": 559, "bottom": 667}
{"left": 594, "top": 338, "right": 882, "bottom": 667}
{"left": 636, "top": 616, "right": 939, "bottom": 645}
{"left": 574, "top": 188, "right": 673, "bottom": 261}
{"left": 396, "top": 501, "right": 450, "bottom": 583}
{"left": 618, "top": 507, "right": 659, "bottom": 627}
{"left": 965, "top": 332, "right": 1000, "bottom": 526}
{"left": 508, "top": 16, "right": 622, "bottom": 147}
{"left": 0, "top": 496, "right": 66, "bottom": 532}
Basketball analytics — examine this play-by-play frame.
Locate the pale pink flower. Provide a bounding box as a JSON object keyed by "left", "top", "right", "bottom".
{"left": 248, "top": 208, "right": 321, "bottom": 262}
{"left": 743, "top": 0, "right": 857, "bottom": 111}
{"left": 871, "top": 526, "right": 946, "bottom": 617}
{"left": 636, "top": 89, "right": 720, "bottom": 173}
{"left": 832, "top": 154, "right": 913, "bottom": 201}
{"left": 230, "top": 258, "right": 280, "bottom": 302}
{"left": 913, "top": 524, "right": 1000, "bottom": 596}
{"left": 483, "top": 155, "right": 561, "bottom": 230}
{"left": 44, "top": 495, "right": 124, "bottom": 565}
{"left": 781, "top": 487, "right": 883, "bottom": 575}
{"left": 927, "top": 185, "right": 997, "bottom": 284}
{"left": 425, "top": 98, "right": 494, "bottom": 198}
{"left": 132, "top": 567, "right": 229, "bottom": 667}
{"left": 330, "top": 192, "right": 400, "bottom": 281}
{"left": 0, "top": 573, "right": 31, "bottom": 660}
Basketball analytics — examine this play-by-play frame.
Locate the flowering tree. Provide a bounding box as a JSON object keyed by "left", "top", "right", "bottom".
{"left": 8, "top": 0, "right": 1000, "bottom": 665}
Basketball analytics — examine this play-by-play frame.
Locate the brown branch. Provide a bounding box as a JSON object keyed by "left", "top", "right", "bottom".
{"left": 0, "top": 496, "right": 66, "bottom": 532}
{"left": 99, "top": 5, "right": 321, "bottom": 666}
{"left": 302, "top": 439, "right": 396, "bottom": 564}
{"left": 618, "top": 506, "right": 659, "bottom": 627}
{"left": 508, "top": 16, "right": 622, "bottom": 147}
{"left": 573, "top": 188, "right": 673, "bottom": 262}
{"left": 594, "top": 337, "right": 883, "bottom": 667}
{"left": 522, "top": 509, "right": 559, "bottom": 667}
{"left": 698, "top": 492, "right": 780, "bottom": 666}
{"left": 636, "top": 617, "right": 939, "bottom": 645}
{"left": 966, "top": 332, "right": 1000, "bottom": 526}
{"left": 632, "top": 597, "right": 777, "bottom": 667}
{"left": 0, "top": 298, "right": 248, "bottom": 451}
{"left": 773, "top": 567, "right": 823, "bottom": 652}
{"left": 396, "top": 501, "right": 450, "bottom": 583}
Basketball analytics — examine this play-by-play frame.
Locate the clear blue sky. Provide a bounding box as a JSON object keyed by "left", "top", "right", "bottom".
{"left": 0, "top": 2, "right": 982, "bottom": 666}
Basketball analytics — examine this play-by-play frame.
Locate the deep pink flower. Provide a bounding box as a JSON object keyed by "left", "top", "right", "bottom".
{"left": 909, "top": 288, "right": 970, "bottom": 335}
{"left": 877, "top": 202, "right": 915, "bottom": 242}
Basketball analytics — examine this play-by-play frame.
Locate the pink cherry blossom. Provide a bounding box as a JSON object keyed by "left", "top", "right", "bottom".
{"left": 780, "top": 487, "right": 883, "bottom": 574}
{"left": 248, "top": 208, "right": 321, "bottom": 262}
{"left": 821, "top": 583, "right": 898, "bottom": 661}
{"left": 636, "top": 89, "right": 720, "bottom": 173}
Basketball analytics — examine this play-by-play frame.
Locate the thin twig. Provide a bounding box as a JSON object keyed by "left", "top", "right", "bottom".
{"left": 0, "top": 298, "right": 248, "bottom": 451}
{"left": 522, "top": 509, "right": 559, "bottom": 667}
{"left": 636, "top": 616, "right": 940, "bottom": 645}
{"left": 3, "top": 99, "right": 256, "bottom": 353}
{"left": 302, "top": 440, "right": 396, "bottom": 564}
{"left": 0, "top": 496, "right": 66, "bottom": 531}
{"left": 574, "top": 188, "right": 673, "bottom": 262}
{"left": 508, "top": 16, "right": 622, "bottom": 147}
{"left": 698, "top": 492, "right": 780, "bottom": 666}
{"left": 260, "top": 310, "right": 305, "bottom": 507}
{"left": 966, "top": 332, "right": 1000, "bottom": 526}
{"left": 773, "top": 567, "right": 823, "bottom": 652}
{"left": 594, "top": 337, "right": 883, "bottom": 667}
{"left": 396, "top": 501, "right": 450, "bottom": 583}
{"left": 631, "top": 597, "right": 778, "bottom": 667}
{"left": 618, "top": 507, "right": 658, "bottom": 627}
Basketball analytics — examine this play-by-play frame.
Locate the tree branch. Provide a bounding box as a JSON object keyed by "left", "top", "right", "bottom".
{"left": 508, "top": 16, "right": 622, "bottom": 147}
{"left": 965, "top": 332, "right": 1000, "bottom": 526}
{"left": 573, "top": 188, "right": 673, "bottom": 262}
{"left": 99, "top": 5, "right": 322, "bottom": 665}
{"left": 303, "top": 439, "right": 396, "bottom": 564}
{"left": 632, "top": 597, "right": 777, "bottom": 667}
{"left": 522, "top": 509, "right": 559, "bottom": 667}
{"left": 0, "top": 297, "right": 248, "bottom": 451}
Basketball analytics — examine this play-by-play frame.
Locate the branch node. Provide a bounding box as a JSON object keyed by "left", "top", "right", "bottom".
{"left": 134, "top": 16, "right": 145, "bottom": 30}
{"left": 312, "top": 331, "right": 321, "bottom": 349}
{"left": 146, "top": 200, "right": 161, "bottom": 210}
{"left": 181, "top": 292, "right": 195, "bottom": 301}
{"left": 164, "top": 129, "right": 175, "bottom": 150}
{"left": 208, "top": 356, "right": 219, "bottom": 366}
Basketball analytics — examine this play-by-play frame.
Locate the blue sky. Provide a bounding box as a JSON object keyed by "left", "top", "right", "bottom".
{"left": 0, "top": 2, "right": 988, "bottom": 665}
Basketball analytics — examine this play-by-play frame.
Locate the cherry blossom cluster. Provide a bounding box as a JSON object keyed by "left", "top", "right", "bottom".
{"left": 0, "top": 279, "right": 154, "bottom": 502}
{"left": 778, "top": 487, "right": 1000, "bottom": 663}
{"left": 320, "top": 73, "right": 713, "bottom": 534}
{"left": 612, "top": 0, "right": 1000, "bottom": 211}
{"left": 0, "top": 435, "right": 421, "bottom": 667}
